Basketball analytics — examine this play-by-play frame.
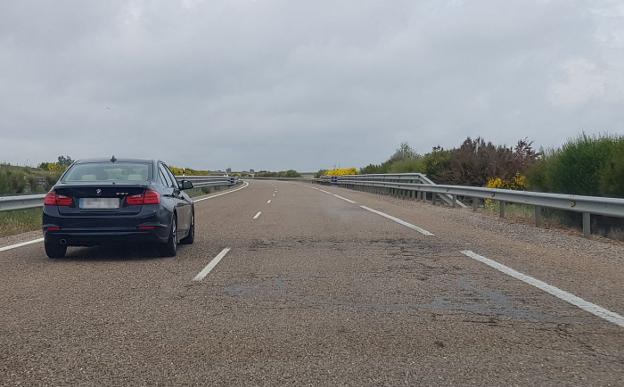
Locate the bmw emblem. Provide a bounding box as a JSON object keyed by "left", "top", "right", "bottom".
{"left": 96, "top": 189, "right": 102, "bottom": 196}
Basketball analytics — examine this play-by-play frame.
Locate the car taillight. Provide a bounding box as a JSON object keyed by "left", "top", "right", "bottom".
{"left": 125, "top": 190, "right": 160, "bottom": 205}
{"left": 143, "top": 190, "right": 160, "bottom": 204}
{"left": 44, "top": 191, "right": 73, "bottom": 206}
{"left": 125, "top": 194, "right": 144, "bottom": 205}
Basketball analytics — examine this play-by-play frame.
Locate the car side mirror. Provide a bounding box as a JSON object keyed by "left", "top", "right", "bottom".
{"left": 180, "top": 180, "right": 194, "bottom": 190}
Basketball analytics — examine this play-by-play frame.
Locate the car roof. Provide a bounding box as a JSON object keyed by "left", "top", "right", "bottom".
{"left": 73, "top": 158, "right": 161, "bottom": 164}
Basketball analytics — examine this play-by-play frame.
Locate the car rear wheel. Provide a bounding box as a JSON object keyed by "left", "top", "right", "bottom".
{"left": 44, "top": 238, "right": 67, "bottom": 259}
{"left": 159, "top": 215, "right": 177, "bottom": 257}
{"left": 180, "top": 212, "right": 194, "bottom": 245}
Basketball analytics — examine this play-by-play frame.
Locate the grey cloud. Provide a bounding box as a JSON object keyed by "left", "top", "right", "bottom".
{"left": 1, "top": 0, "right": 623, "bottom": 171}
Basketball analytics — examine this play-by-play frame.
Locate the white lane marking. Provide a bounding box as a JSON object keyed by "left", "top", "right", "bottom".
{"left": 311, "top": 185, "right": 356, "bottom": 203}
{"left": 272, "top": 193, "right": 276, "bottom": 197}
{"left": 193, "top": 181, "right": 249, "bottom": 203}
{"left": 333, "top": 193, "right": 356, "bottom": 204}
{"left": 253, "top": 211, "right": 262, "bottom": 220}
{"left": 267, "top": 200, "right": 272, "bottom": 204}
{"left": 359, "top": 205, "right": 434, "bottom": 236}
{"left": 461, "top": 250, "right": 624, "bottom": 328}
{"left": 193, "top": 247, "right": 231, "bottom": 281}
{"left": 0, "top": 237, "right": 44, "bottom": 253}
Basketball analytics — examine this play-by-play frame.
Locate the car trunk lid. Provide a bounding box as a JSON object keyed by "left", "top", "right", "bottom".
{"left": 54, "top": 183, "right": 149, "bottom": 215}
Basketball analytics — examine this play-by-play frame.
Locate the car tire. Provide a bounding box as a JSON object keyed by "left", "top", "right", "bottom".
{"left": 44, "top": 238, "right": 67, "bottom": 259}
{"left": 159, "top": 215, "right": 178, "bottom": 257}
{"left": 180, "top": 212, "right": 194, "bottom": 245}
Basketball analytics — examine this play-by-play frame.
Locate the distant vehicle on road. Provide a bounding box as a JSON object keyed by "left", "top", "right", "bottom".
{"left": 42, "top": 157, "right": 195, "bottom": 258}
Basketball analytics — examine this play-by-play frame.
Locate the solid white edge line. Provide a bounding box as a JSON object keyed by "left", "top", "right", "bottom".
{"left": 0, "top": 237, "right": 45, "bottom": 253}
{"left": 253, "top": 211, "right": 262, "bottom": 220}
{"left": 193, "top": 247, "right": 231, "bottom": 281}
{"left": 267, "top": 200, "right": 272, "bottom": 204}
{"left": 311, "top": 186, "right": 356, "bottom": 203}
{"left": 360, "top": 205, "right": 434, "bottom": 236}
{"left": 332, "top": 193, "right": 356, "bottom": 204}
{"left": 193, "top": 181, "right": 249, "bottom": 202}
{"left": 460, "top": 250, "right": 624, "bottom": 328}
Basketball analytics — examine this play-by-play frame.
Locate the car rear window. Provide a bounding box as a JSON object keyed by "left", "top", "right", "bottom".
{"left": 62, "top": 162, "right": 151, "bottom": 182}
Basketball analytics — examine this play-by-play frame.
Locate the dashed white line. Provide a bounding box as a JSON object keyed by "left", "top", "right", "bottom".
{"left": 332, "top": 193, "right": 356, "bottom": 204}
{"left": 193, "top": 247, "right": 231, "bottom": 281}
{"left": 193, "top": 181, "right": 249, "bottom": 202}
{"left": 272, "top": 193, "right": 276, "bottom": 197}
{"left": 267, "top": 200, "right": 272, "bottom": 204}
{"left": 461, "top": 250, "right": 624, "bottom": 328}
{"left": 360, "top": 205, "right": 434, "bottom": 236}
{"left": 253, "top": 211, "right": 262, "bottom": 220}
{"left": 0, "top": 238, "right": 44, "bottom": 253}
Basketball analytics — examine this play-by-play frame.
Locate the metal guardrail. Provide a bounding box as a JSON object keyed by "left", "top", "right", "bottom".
{"left": 178, "top": 175, "right": 238, "bottom": 188}
{"left": 0, "top": 175, "right": 238, "bottom": 212}
{"left": 319, "top": 173, "right": 465, "bottom": 207}
{"left": 0, "top": 194, "right": 47, "bottom": 211}
{"left": 320, "top": 173, "right": 624, "bottom": 237}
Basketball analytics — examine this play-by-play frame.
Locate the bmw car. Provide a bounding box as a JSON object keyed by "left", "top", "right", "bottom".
{"left": 42, "top": 158, "right": 195, "bottom": 258}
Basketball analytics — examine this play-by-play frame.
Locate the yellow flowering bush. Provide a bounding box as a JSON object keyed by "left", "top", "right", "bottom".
{"left": 486, "top": 173, "right": 527, "bottom": 190}
{"left": 323, "top": 168, "right": 358, "bottom": 176}
{"left": 485, "top": 173, "right": 527, "bottom": 208}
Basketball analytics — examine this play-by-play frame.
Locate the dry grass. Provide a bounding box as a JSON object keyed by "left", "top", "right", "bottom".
{"left": 0, "top": 208, "right": 42, "bottom": 237}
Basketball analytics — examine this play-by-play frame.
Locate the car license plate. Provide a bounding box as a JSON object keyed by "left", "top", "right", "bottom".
{"left": 79, "top": 198, "right": 120, "bottom": 209}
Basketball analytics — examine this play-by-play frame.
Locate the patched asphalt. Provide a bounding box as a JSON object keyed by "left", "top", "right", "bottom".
{"left": 1, "top": 180, "right": 623, "bottom": 385}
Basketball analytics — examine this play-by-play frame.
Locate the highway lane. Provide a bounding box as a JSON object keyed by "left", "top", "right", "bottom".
{"left": 1, "top": 180, "right": 623, "bottom": 385}
{"left": 312, "top": 183, "right": 624, "bottom": 316}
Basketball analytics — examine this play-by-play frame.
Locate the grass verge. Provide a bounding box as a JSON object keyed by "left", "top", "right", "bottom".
{"left": 0, "top": 207, "right": 42, "bottom": 238}
{"left": 482, "top": 201, "right": 624, "bottom": 241}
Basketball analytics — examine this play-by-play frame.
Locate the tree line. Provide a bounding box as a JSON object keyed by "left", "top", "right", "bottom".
{"left": 358, "top": 133, "right": 624, "bottom": 198}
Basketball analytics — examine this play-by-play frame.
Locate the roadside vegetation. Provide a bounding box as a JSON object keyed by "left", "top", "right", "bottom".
{"left": 317, "top": 133, "right": 623, "bottom": 239}
{"left": 168, "top": 166, "right": 214, "bottom": 176}
{"left": 254, "top": 170, "right": 301, "bottom": 178}
{"left": 351, "top": 133, "right": 624, "bottom": 198}
{"left": 0, "top": 208, "right": 43, "bottom": 238}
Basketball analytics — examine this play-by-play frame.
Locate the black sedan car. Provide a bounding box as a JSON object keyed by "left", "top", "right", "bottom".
{"left": 42, "top": 158, "right": 195, "bottom": 258}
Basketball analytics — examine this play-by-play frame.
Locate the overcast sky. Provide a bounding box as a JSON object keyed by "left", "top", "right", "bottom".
{"left": 1, "top": 0, "right": 623, "bottom": 171}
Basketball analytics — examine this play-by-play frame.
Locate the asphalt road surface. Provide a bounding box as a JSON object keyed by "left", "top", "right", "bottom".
{"left": 1, "top": 180, "right": 623, "bottom": 386}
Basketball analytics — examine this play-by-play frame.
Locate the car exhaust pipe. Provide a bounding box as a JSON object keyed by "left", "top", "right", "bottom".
{"left": 59, "top": 239, "right": 67, "bottom": 246}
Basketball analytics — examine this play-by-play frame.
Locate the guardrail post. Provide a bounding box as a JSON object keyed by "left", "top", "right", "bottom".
{"left": 499, "top": 201, "right": 506, "bottom": 218}
{"left": 472, "top": 197, "right": 478, "bottom": 211}
{"left": 452, "top": 195, "right": 457, "bottom": 208}
{"left": 582, "top": 212, "right": 591, "bottom": 237}
{"left": 432, "top": 193, "right": 437, "bottom": 206}
{"left": 534, "top": 206, "right": 542, "bottom": 227}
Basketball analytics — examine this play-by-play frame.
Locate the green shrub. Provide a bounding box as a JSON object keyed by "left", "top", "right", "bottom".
{"left": 599, "top": 141, "right": 624, "bottom": 197}
{"left": 530, "top": 134, "right": 624, "bottom": 197}
{"left": 422, "top": 149, "right": 452, "bottom": 182}
{"left": 387, "top": 158, "right": 425, "bottom": 173}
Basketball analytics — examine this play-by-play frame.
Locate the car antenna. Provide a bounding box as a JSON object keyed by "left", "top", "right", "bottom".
{"left": 110, "top": 155, "right": 117, "bottom": 163}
